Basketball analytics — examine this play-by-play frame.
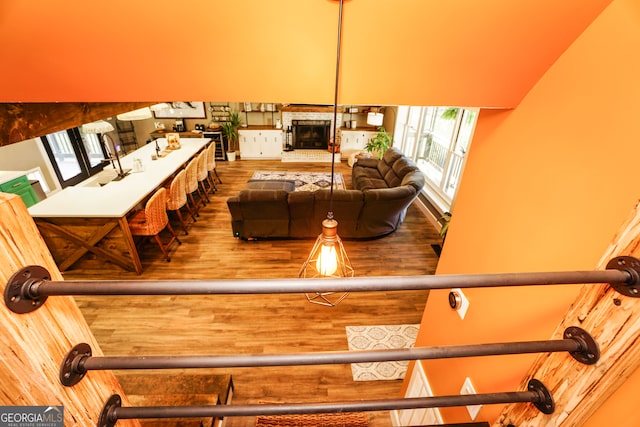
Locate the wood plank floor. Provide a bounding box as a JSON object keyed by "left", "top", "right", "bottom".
{"left": 67, "top": 158, "right": 442, "bottom": 427}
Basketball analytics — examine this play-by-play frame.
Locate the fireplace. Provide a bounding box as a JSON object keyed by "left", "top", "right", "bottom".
{"left": 292, "top": 120, "right": 331, "bottom": 150}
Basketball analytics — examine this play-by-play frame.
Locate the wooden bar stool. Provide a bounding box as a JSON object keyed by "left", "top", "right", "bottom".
{"left": 185, "top": 157, "right": 203, "bottom": 216}
{"left": 166, "top": 169, "right": 196, "bottom": 235}
{"left": 206, "top": 143, "right": 221, "bottom": 191}
{"left": 196, "top": 150, "right": 211, "bottom": 203}
{"left": 129, "top": 187, "right": 181, "bottom": 262}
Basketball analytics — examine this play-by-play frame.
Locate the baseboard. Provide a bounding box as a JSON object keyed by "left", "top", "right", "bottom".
{"left": 414, "top": 194, "right": 441, "bottom": 231}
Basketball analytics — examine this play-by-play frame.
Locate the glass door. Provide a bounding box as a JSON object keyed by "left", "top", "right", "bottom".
{"left": 41, "top": 128, "right": 107, "bottom": 188}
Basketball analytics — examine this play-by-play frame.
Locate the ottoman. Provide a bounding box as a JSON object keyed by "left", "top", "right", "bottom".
{"left": 245, "top": 179, "right": 296, "bottom": 192}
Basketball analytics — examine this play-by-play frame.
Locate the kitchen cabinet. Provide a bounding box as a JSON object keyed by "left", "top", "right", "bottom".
{"left": 239, "top": 129, "right": 283, "bottom": 159}
{"left": 0, "top": 175, "right": 39, "bottom": 207}
{"left": 339, "top": 129, "right": 377, "bottom": 157}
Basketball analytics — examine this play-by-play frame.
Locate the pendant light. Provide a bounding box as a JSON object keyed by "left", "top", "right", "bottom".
{"left": 299, "top": 0, "right": 354, "bottom": 307}
{"left": 116, "top": 104, "right": 169, "bottom": 121}
{"left": 116, "top": 107, "right": 153, "bottom": 121}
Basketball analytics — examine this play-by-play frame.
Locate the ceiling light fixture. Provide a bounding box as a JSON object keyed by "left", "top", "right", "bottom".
{"left": 116, "top": 107, "right": 153, "bottom": 121}
{"left": 299, "top": 0, "right": 354, "bottom": 307}
{"left": 150, "top": 103, "right": 171, "bottom": 112}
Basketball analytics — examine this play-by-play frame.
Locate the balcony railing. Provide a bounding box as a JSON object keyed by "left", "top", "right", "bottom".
{"left": 5, "top": 256, "right": 640, "bottom": 425}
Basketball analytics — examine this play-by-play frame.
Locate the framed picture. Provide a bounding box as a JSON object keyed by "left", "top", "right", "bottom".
{"left": 153, "top": 102, "right": 206, "bottom": 119}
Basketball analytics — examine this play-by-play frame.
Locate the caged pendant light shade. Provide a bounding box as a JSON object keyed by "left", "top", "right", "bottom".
{"left": 299, "top": 0, "right": 354, "bottom": 307}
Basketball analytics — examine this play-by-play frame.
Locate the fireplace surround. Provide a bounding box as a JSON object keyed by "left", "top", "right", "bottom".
{"left": 292, "top": 120, "right": 331, "bottom": 150}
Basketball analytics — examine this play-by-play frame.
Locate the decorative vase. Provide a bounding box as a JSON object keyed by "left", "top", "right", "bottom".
{"left": 227, "top": 151, "right": 237, "bottom": 161}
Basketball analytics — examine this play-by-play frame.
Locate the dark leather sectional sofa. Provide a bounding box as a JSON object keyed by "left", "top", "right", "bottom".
{"left": 226, "top": 147, "right": 425, "bottom": 240}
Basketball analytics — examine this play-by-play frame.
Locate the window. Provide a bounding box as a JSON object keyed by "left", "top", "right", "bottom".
{"left": 394, "top": 106, "right": 478, "bottom": 212}
{"left": 40, "top": 127, "right": 108, "bottom": 188}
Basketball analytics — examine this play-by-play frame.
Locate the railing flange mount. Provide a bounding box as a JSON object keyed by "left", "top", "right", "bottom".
{"left": 98, "top": 394, "right": 121, "bottom": 427}
{"left": 4, "top": 265, "right": 49, "bottom": 314}
{"left": 528, "top": 378, "right": 555, "bottom": 414}
{"left": 564, "top": 326, "right": 600, "bottom": 364}
{"left": 60, "top": 343, "right": 91, "bottom": 387}
{"left": 607, "top": 256, "right": 640, "bottom": 297}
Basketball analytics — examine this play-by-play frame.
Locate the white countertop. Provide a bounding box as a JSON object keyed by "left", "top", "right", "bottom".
{"left": 28, "top": 138, "right": 209, "bottom": 218}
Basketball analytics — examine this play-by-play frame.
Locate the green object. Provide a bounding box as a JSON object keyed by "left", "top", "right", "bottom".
{"left": 439, "top": 211, "right": 452, "bottom": 241}
{"left": 222, "top": 111, "right": 242, "bottom": 153}
{"left": 0, "top": 175, "right": 38, "bottom": 207}
{"left": 365, "top": 126, "right": 392, "bottom": 159}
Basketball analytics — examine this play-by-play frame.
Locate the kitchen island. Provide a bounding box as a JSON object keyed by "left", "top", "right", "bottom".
{"left": 28, "top": 138, "right": 209, "bottom": 274}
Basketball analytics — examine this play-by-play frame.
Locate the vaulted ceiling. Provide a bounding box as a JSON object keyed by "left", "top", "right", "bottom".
{"left": 0, "top": 0, "right": 612, "bottom": 107}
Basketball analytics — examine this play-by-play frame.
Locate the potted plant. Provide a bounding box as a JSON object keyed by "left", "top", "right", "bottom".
{"left": 222, "top": 111, "right": 242, "bottom": 161}
{"left": 365, "top": 126, "right": 392, "bottom": 159}
{"left": 439, "top": 211, "right": 452, "bottom": 243}
{"left": 431, "top": 211, "right": 452, "bottom": 257}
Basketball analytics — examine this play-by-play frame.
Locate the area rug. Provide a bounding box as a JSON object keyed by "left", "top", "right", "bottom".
{"left": 255, "top": 412, "right": 368, "bottom": 427}
{"left": 281, "top": 149, "right": 341, "bottom": 163}
{"left": 251, "top": 171, "right": 345, "bottom": 192}
{"left": 346, "top": 324, "right": 420, "bottom": 381}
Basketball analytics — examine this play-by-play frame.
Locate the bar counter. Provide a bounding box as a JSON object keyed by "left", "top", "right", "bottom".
{"left": 29, "top": 138, "right": 209, "bottom": 274}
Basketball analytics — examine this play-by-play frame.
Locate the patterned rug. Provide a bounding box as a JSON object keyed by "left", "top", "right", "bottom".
{"left": 346, "top": 324, "right": 420, "bottom": 381}
{"left": 251, "top": 171, "right": 345, "bottom": 192}
{"left": 281, "top": 149, "right": 341, "bottom": 163}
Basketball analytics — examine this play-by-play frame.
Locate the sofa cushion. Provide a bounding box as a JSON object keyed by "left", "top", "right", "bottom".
{"left": 382, "top": 147, "right": 405, "bottom": 165}
{"left": 235, "top": 189, "right": 291, "bottom": 238}
{"left": 372, "top": 148, "right": 414, "bottom": 188}
{"left": 312, "top": 189, "right": 364, "bottom": 239}
{"left": 357, "top": 186, "right": 418, "bottom": 237}
{"left": 288, "top": 191, "right": 317, "bottom": 238}
{"left": 352, "top": 163, "right": 388, "bottom": 191}
{"left": 355, "top": 177, "right": 388, "bottom": 191}
{"left": 401, "top": 170, "right": 425, "bottom": 192}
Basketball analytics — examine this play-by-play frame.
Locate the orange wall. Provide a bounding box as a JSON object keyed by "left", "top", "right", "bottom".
{"left": 0, "top": 0, "right": 610, "bottom": 108}
{"left": 416, "top": 0, "right": 640, "bottom": 423}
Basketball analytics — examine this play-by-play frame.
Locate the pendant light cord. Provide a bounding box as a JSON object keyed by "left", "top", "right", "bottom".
{"left": 329, "top": 0, "right": 344, "bottom": 219}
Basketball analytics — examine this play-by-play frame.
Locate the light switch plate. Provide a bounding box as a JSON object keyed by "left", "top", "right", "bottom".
{"left": 460, "top": 377, "right": 481, "bottom": 420}
{"left": 451, "top": 288, "right": 469, "bottom": 319}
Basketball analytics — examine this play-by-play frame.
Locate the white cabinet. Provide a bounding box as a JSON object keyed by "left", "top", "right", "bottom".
{"left": 239, "top": 129, "right": 283, "bottom": 159}
{"left": 339, "top": 130, "right": 377, "bottom": 158}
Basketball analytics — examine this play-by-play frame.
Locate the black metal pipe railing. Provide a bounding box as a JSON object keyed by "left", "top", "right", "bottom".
{"left": 115, "top": 393, "right": 537, "bottom": 418}
{"left": 23, "top": 269, "right": 637, "bottom": 294}
{"left": 84, "top": 340, "right": 577, "bottom": 370}
{"left": 6, "top": 256, "right": 640, "bottom": 314}
{"left": 99, "top": 379, "right": 554, "bottom": 426}
{"left": 61, "top": 327, "right": 597, "bottom": 387}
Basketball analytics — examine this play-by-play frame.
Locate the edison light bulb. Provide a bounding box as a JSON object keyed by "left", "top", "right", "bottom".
{"left": 316, "top": 244, "right": 338, "bottom": 276}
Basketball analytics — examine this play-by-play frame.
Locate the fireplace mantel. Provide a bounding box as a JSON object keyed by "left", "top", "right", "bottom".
{"left": 281, "top": 105, "right": 344, "bottom": 113}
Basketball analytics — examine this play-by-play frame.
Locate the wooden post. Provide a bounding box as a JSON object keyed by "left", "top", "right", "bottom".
{"left": 495, "top": 201, "right": 640, "bottom": 426}
{"left": 0, "top": 193, "right": 140, "bottom": 426}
